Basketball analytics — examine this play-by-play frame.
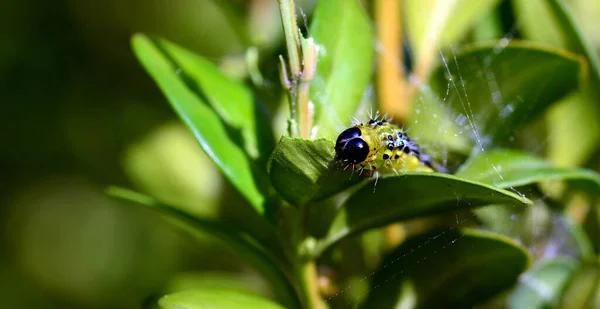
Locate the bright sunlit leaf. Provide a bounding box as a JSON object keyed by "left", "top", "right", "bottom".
{"left": 309, "top": 0, "right": 375, "bottom": 140}
{"left": 131, "top": 34, "right": 273, "bottom": 218}
{"left": 406, "top": 0, "right": 501, "bottom": 55}
{"left": 546, "top": 89, "right": 600, "bottom": 168}
{"left": 455, "top": 149, "right": 600, "bottom": 193}
{"left": 405, "top": 0, "right": 501, "bottom": 79}
{"left": 158, "top": 289, "right": 287, "bottom": 309}
{"left": 152, "top": 35, "right": 275, "bottom": 161}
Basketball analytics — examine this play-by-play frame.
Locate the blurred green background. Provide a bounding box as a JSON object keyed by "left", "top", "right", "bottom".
{"left": 0, "top": 1, "right": 318, "bottom": 308}
{"left": 3, "top": 0, "right": 600, "bottom": 308}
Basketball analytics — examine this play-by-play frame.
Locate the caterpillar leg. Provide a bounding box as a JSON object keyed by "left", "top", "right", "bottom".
{"left": 371, "top": 170, "right": 380, "bottom": 193}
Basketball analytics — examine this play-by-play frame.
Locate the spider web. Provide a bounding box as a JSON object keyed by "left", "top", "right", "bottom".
{"left": 321, "top": 17, "right": 585, "bottom": 309}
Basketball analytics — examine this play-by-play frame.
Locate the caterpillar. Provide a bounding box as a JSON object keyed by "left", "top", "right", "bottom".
{"left": 334, "top": 113, "right": 447, "bottom": 177}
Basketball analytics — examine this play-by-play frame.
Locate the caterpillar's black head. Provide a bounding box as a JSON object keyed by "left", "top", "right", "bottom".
{"left": 335, "top": 127, "right": 369, "bottom": 165}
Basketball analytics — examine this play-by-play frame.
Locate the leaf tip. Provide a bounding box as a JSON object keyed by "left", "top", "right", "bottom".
{"left": 130, "top": 33, "right": 152, "bottom": 54}
{"left": 521, "top": 195, "right": 534, "bottom": 205}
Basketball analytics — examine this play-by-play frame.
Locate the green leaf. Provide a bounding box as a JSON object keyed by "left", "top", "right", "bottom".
{"left": 512, "top": 0, "right": 572, "bottom": 48}
{"left": 406, "top": 0, "right": 501, "bottom": 56}
{"left": 513, "top": 0, "right": 600, "bottom": 89}
{"left": 546, "top": 89, "right": 600, "bottom": 168}
{"left": 317, "top": 173, "right": 531, "bottom": 254}
{"left": 106, "top": 187, "right": 299, "bottom": 308}
{"left": 267, "top": 137, "right": 363, "bottom": 206}
{"left": 309, "top": 0, "right": 374, "bottom": 140}
{"left": 158, "top": 289, "right": 287, "bottom": 309}
{"left": 455, "top": 149, "right": 600, "bottom": 193}
{"left": 513, "top": 0, "right": 600, "bottom": 167}
{"left": 139, "top": 34, "right": 273, "bottom": 161}
{"left": 477, "top": 204, "right": 596, "bottom": 261}
{"left": 428, "top": 42, "right": 585, "bottom": 146}
{"left": 164, "top": 271, "right": 274, "bottom": 300}
{"left": 509, "top": 258, "right": 579, "bottom": 309}
{"left": 560, "top": 262, "right": 600, "bottom": 309}
{"left": 359, "top": 228, "right": 531, "bottom": 309}
{"left": 457, "top": 150, "right": 598, "bottom": 260}
{"left": 410, "top": 85, "right": 473, "bottom": 155}
{"left": 131, "top": 34, "right": 273, "bottom": 217}
{"left": 562, "top": 215, "right": 596, "bottom": 262}
{"left": 471, "top": 7, "right": 504, "bottom": 43}
{"left": 583, "top": 203, "right": 600, "bottom": 255}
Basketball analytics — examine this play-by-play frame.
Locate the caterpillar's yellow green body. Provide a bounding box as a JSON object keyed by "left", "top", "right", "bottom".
{"left": 335, "top": 115, "right": 445, "bottom": 176}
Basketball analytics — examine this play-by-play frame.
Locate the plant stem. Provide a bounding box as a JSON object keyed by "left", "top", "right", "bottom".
{"left": 283, "top": 203, "right": 324, "bottom": 309}
{"left": 294, "top": 207, "right": 324, "bottom": 309}
{"left": 278, "top": 0, "right": 302, "bottom": 77}
{"left": 298, "top": 259, "right": 324, "bottom": 309}
{"left": 375, "top": 0, "right": 409, "bottom": 122}
{"left": 277, "top": 0, "right": 300, "bottom": 137}
{"left": 298, "top": 38, "right": 318, "bottom": 139}
{"left": 277, "top": 0, "right": 317, "bottom": 139}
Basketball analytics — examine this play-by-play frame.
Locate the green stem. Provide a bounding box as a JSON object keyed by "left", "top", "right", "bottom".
{"left": 295, "top": 226, "right": 323, "bottom": 309}
{"left": 277, "top": 0, "right": 302, "bottom": 137}
{"left": 277, "top": 0, "right": 318, "bottom": 139}
{"left": 281, "top": 204, "right": 324, "bottom": 309}
{"left": 278, "top": 0, "right": 302, "bottom": 77}
{"left": 297, "top": 259, "right": 324, "bottom": 309}
{"left": 279, "top": 0, "right": 319, "bottom": 139}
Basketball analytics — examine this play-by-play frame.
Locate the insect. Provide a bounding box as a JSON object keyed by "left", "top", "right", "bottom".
{"left": 334, "top": 113, "right": 447, "bottom": 178}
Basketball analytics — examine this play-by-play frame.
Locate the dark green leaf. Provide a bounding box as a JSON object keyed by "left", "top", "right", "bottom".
{"left": 428, "top": 42, "right": 585, "bottom": 146}
{"left": 131, "top": 34, "right": 272, "bottom": 217}
{"left": 513, "top": 0, "right": 600, "bottom": 167}
{"left": 309, "top": 0, "right": 374, "bottom": 140}
{"left": 106, "top": 187, "right": 299, "bottom": 308}
{"left": 509, "top": 258, "right": 579, "bottom": 309}
{"left": 267, "top": 137, "right": 363, "bottom": 206}
{"left": 472, "top": 204, "right": 524, "bottom": 236}
{"left": 455, "top": 149, "right": 600, "bottom": 193}
{"left": 158, "top": 289, "right": 287, "bottom": 309}
{"left": 360, "top": 228, "right": 530, "bottom": 309}
{"left": 317, "top": 173, "right": 531, "bottom": 254}
{"left": 583, "top": 203, "right": 600, "bottom": 255}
